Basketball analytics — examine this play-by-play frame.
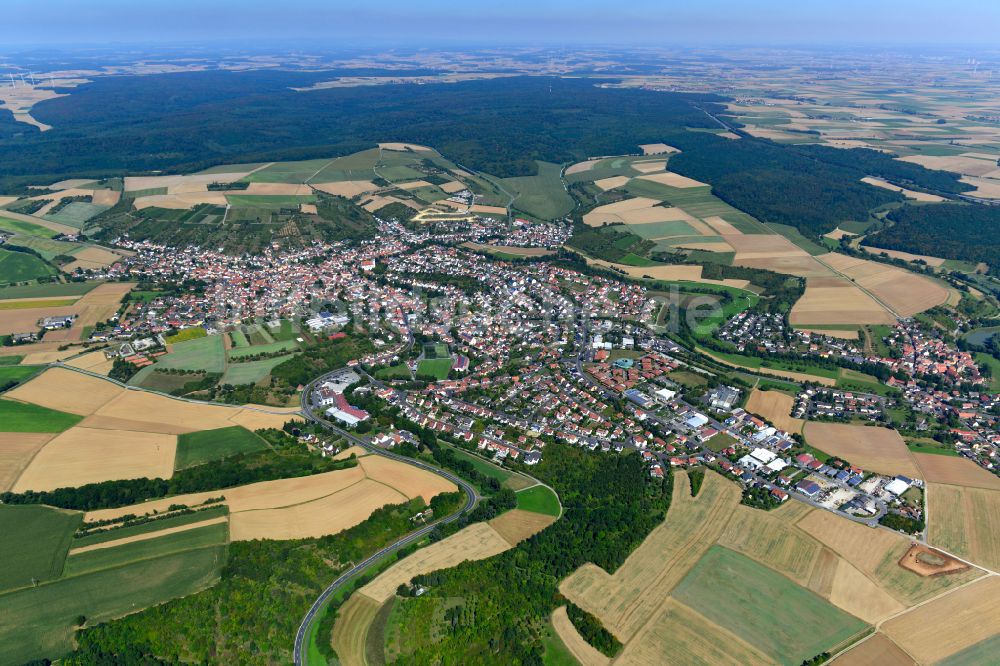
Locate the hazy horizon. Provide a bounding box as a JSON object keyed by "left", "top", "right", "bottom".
{"left": 2, "top": 0, "right": 999, "bottom": 47}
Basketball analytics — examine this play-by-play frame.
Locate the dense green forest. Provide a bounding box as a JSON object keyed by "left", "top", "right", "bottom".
{"left": 388, "top": 443, "right": 671, "bottom": 663}
{"left": 0, "top": 74, "right": 723, "bottom": 188}
{"left": 666, "top": 134, "right": 968, "bottom": 237}
{"left": 862, "top": 203, "right": 1000, "bottom": 270}
{"left": 269, "top": 332, "right": 374, "bottom": 389}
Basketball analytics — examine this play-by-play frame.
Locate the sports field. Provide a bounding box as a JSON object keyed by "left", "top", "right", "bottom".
{"left": 0, "top": 505, "right": 82, "bottom": 593}
{"left": 417, "top": 357, "right": 453, "bottom": 380}
{"left": 515, "top": 484, "right": 561, "bottom": 516}
{"left": 173, "top": 425, "right": 270, "bottom": 469}
{"left": 673, "top": 546, "right": 868, "bottom": 665}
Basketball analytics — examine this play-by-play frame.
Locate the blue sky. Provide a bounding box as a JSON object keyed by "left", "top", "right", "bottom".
{"left": 2, "top": 0, "right": 998, "bottom": 46}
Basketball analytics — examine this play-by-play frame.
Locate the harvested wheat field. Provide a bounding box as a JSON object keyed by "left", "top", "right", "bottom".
{"left": 818, "top": 253, "right": 948, "bottom": 317}
{"left": 488, "top": 508, "right": 557, "bottom": 545}
{"left": 378, "top": 142, "right": 432, "bottom": 152}
{"left": 124, "top": 172, "right": 250, "bottom": 192}
{"left": 13, "top": 427, "right": 176, "bottom": 492}
{"left": 4, "top": 367, "right": 123, "bottom": 415}
{"left": 227, "top": 408, "right": 301, "bottom": 431}
{"left": 827, "top": 558, "right": 907, "bottom": 624}
{"left": 638, "top": 143, "right": 678, "bottom": 155}
{"left": 637, "top": 171, "right": 708, "bottom": 188}
{"left": 915, "top": 453, "right": 1000, "bottom": 490}
{"left": 560, "top": 471, "right": 739, "bottom": 641}
{"left": 300, "top": 203, "right": 317, "bottom": 214}
{"left": 861, "top": 246, "right": 945, "bottom": 267}
{"left": 702, "top": 215, "right": 742, "bottom": 235}
{"left": 132, "top": 192, "right": 229, "bottom": 210}
{"left": 726, "top": 234, "right": 832, "bottom": 278}
{"left": 333, "top": 445, "right": 367, "bottom": 460}
{"left": 834, "top": 632, "right": 915, "bottom": 666}
{"left": 229, "top": 478, "right": 406, "bottom": 540}
{"left": 551, "top": 606, "right": 611, "bottom": 666}
{"left": 897, "top": 543, "right": 970, "bottom": 577}
{"left": 795, "top": 507, "right": 981, "bottom": 606}
{"left": 630, "top": 160, "right": 666, "bottom": 174}
{"left": 438, "top": 180, "right": 467, "bottom": 194}
{"left": 357, "top": 521, "right": 512, "bottom": 603}
{"left": 243, "top": 182, "right": 312, "bottom": 195}
{"left": 593, "top": 175, "right": 631, "bottom": 191}
{"left": 860, "top": 176, "right": 946, "bottom": 203}
{"left": 897, "top": 154, "right": 999, "bottom": 177}
{"left": 91, "top": 189, "right": 121, "bottom": 206}
{"left": 881, "top": 576, "right": 1000, "bottom": 664}
{"left": 470, "top": 204, "right": 507, "bottom": 215}
{"left": 565, "top": 158, "right": 602, "bottom": 175}
{"left": 790, "top": 277, "right": 895, "bottom": 326}
{"left": 0, "top": 303, "right": 78, "bottom": 335}
{"left": 0, "top": 432, "right": 54, "bottom": 491}
{"left": 331, "top": 594, "right": 381, "bottom": 666}
{"left": 745, "top": 389, "right": 804, "bottom": 434}
{"left": 581, "top": 197, "right": 660, "bottom": 226}
{"left": 312, "top": 180, "right": 377, "bottom": 198}
{"left": 357, "top": 454, "right": 457, "bottom": 503}
{"left": 393, "top": 179, "right": 434, "bottom": 190}
{"left": 615, "top": 597, "right": 775, "bottom": 666}
{"left": 802, "top": 422, "right": 920, "bottom": 478}
{"left": 581, "top": 257, "right": 750, "bottom": 289}
{"left": 63, "top": 350, "right": 114, "bottom": 375}
{"left": 224, "top": 465, "right": 367, "bottom": 512}
{"left": 959, "top": 175, "right": 1000, "bottom": 199}
{"left": 927, "top": 483, "right": 1000, "bottom": 571}
{"left": 62, "top": 247, "right": 126, "bottom": 273}
{"left": 69, "top": 516, "right": 229, "bottom": 555}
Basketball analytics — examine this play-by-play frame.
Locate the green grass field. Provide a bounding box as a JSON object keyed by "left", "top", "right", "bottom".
{"left": 220, "top": 353, "right": 296, "bottom": 385}
{"left": 0, "top": 216, "right": 58, "bottom": 238}
{"left": 6, "top": 235, "right": 81, "bottom": 260}
{"left": 502, "top": 161, "right": 575, "bottom": 220}
{"left": 417, "top": 358, "right": 453, "bottom": 380}
{"left": 374, "top": 363, "right": 412, "bottom": 380}
{"left": 423, "top": 343, "right": 449, "bottom": 359}
{"left": 672, "top": 546, "right": 868, "bottom": 665}
{"left": 974, "top": 353, "right": 1000, "bottom": 393}
{"left": 246, "top": 157, "right": 339, "bottom": 183}
{"left": 515, "top": 485, "right": 561, "bottom": 517}
{"left": 541, "top": 620, "right": 580, "bottom": 666}
{"left": 174, "top": 426, "right": 270, "bottom": 470}
{"left": 165, "top": 326, "right": 208, "bottom": 345}
{"left": 442, "top": 444, "right": 535, "bottom": 491}
{"left": 0, "top": 365, "right": 42, "bottom": 392}
{"left": 157, "top": 335, "right": 226, "bottom": 373}
{"left": 227, "top": 339, "right": 298, "bottom": 358}
{"left": 63, "top": 522, "right": 229, "bottom": 577}
{"left": 72, "top": 505, "right": 229, "bottom": 549}
{"left": 905, "top": 437, "right": 960, "bottom": 457}
{"left": 0, "top": 281, "right": 99, "bottom": 300}
{"left": 940, "top": 634, "right": 1000, "bottom": 666}
{"left": 627, "top": 220, "right": 699, "bottom": 239}
{"left": 0, "top": 248, "right": 56, "bottom": 284}
{"left": 230, "top": 329, "right": 250, "bottom": 348}
{"left": 309, "top": 148, "right": 381, "bottom": 182}
{"left": 43, "top": 202, "right": 110, "bottom": 228}
{"left": 0, "top": 506, "right": 82, "bottom": 593}
{"left": 0, "top": 398, "right": 82, "bottom": 432}
{"left": 0, "top": 355, "right": 23, "bottom": 366}
{"left": 0, "top": 546, "right": 226, "bottom": 665}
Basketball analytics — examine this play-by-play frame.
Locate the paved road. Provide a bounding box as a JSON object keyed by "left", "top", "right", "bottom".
{"left": 291, "top": 372, "right": 479, "bottom": 666}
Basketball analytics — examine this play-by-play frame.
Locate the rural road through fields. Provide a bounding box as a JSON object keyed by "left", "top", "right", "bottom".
{"left": 292, "top": 372, "right": 480, "bottom": 666}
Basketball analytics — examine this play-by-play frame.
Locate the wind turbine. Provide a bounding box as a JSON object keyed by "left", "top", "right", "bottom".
{"left": 27, "top": 71, "right": 35, "bottom": 85}
{"left": 7, "top": 73, "right": 15, "bottom": 88}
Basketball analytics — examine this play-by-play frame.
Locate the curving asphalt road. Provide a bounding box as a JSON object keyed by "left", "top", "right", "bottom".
{"left": 291, "top": 372, "right": 479, "bottom": 666}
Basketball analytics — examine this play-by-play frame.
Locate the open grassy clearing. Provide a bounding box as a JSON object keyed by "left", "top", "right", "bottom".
{"left": 227, "top": 338, "right": 298, "bottom": 358}
{"left": 502, "top": 161, "right": 575, "bottom": 220}
{"left": 0, "top": 398, "right": 82, "bottom": 432}
{"left": 673, "top": 545, "right": 868, "bottom": 666}
{"left": 0, "top": 505, "right": 82, "bottom": 593}
{"left": 550, "top": 606, "right": 610, "bottom": 666}
{"left": 0, "top": 364, "right": 43, "bottom": 389}
{"left": 220, "top": 353, "right": 296, "bottom": 385}
{"left": 441, "top": 443, "right": 535, "bottom": 490}
{"left": 63, "top": 522, "right": 229, "bottom": 577}
{"left": 72, "top": 505, "right": 229, "bottom": 549}
{"left": 0, "top": 248, "right": 56, "bottom": 284}
{"left": 158, "top": 334, "right": 227, "bottom": 373}
{"left": 0, "top": 216, "right": 58, "bottom": 237}
{"left": 0, "top": 281, "right": 99, "bottom": 300}
{"left": 516, "top": 484, "right": 561, "bottom": 516}
{"left": 173, "top": 425, "right": 270, "bottom": 470}
{"left": 164, "top": 326, "right": 207, "bottom": 345}
{"left": 0, "top": 546, "right": 226, "bottom": 665}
